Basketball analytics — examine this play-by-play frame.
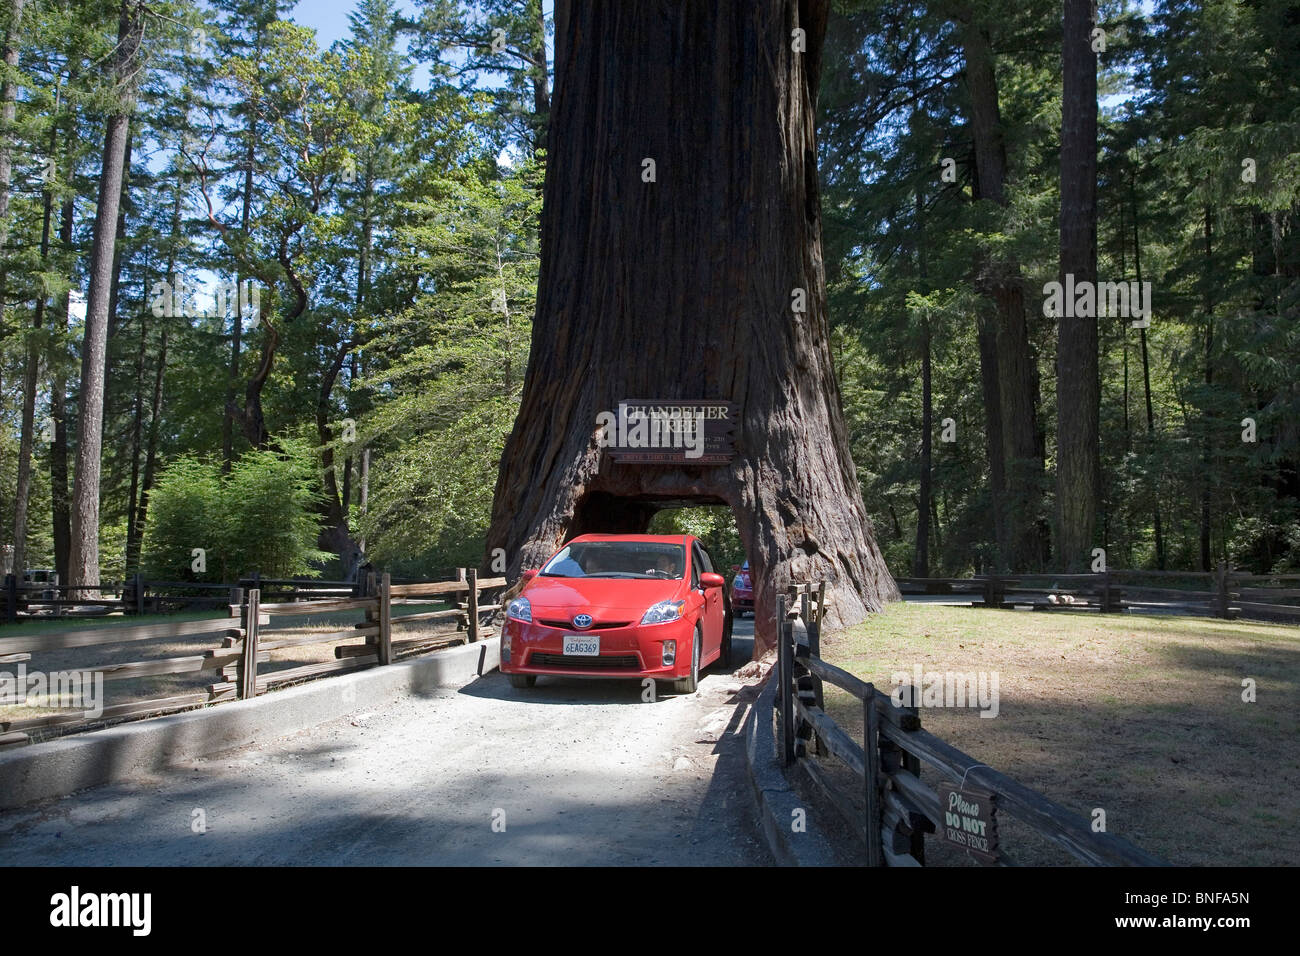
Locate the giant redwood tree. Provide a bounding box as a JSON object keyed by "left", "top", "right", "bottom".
{"left": 1057, "top": 0, "right": 1101, "bottom": 570}
{"left": 486, "top": 0, "right": 899, "bottom": 654}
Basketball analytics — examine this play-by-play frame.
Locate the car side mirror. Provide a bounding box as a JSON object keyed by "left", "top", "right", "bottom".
{"left": 522, "top": 568, "right": 539, "bottom": 581}
{"left": 700, "top": 572, "right": 726, "bottom": 589}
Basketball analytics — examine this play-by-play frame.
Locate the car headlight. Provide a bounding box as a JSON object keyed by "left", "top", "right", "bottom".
{"left": 506, "top": 596, "right": 532, "bottom": 622}
{"left": 641, "top": 600, "right": 685, "bottom": 625}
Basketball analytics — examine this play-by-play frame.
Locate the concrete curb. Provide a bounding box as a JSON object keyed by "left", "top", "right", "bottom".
{"left": 0, "top": 637, "right": 500, "bottom": 812}
{"left": 741, "top": 672, "right": 838, "bottom": 866}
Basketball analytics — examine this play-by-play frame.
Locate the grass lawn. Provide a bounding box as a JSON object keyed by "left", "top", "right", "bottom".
{"left": 0, "top": 603, "right": 461, "bottom": 737}
{"left": 815, "top": 602, "right": 1299, "bottom": 866}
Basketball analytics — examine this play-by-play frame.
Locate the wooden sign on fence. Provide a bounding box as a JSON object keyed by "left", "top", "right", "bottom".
{"left": 936, "top": 782, "right": 1000, "bottom": 863}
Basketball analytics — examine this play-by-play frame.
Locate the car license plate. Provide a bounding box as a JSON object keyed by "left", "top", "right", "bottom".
{"left": 563, "top": 634, "right": 600, "bottom": 656}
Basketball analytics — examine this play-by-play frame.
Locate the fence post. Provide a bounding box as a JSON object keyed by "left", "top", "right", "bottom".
{"left": 797, "top": 585, "right": 824, "bottom": 756}
{"left": 378, "top": 572, "right": 392, "bottom": 664}
{"left": 467, "top": 568, "right": 479, "bottom": 642}
{"left": 777, "top": 593, "right": 794, "bottom": 767}
{"left": 239, "top": 588, "right": 261, "bottom": 699}
{"left": 3, "top": 574, "right": 15, "bottom": 624}
{"left": 805, "top": 587, "right": 823, "bottom": 709}
{"left": 902, "top": 702, "right": 926, "bottom": 864}
{"left": 863, "top": 685, "right": 883, "bottom": 867}
{"left": 1215, "top": 561, "right": 1229, "bottom": 619}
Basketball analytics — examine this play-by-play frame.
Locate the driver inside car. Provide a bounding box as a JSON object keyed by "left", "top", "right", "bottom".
{"left": 647, "top": 552, "right": 681, "bottom": 578}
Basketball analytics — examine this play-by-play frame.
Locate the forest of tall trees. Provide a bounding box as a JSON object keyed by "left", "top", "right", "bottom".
{"left": 0, "top": 0, "right": 1296, "bottom": 590}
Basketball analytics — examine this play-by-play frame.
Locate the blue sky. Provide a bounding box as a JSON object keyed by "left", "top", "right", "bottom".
{"left": 289, "top": 0, "right": 416, "bottom": 50}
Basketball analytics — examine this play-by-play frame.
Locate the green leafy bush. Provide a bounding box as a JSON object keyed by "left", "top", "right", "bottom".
{"left": 141, "top": 442, "right": 329, "bottom": 580}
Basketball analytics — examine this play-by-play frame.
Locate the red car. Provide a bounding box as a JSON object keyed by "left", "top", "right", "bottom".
{"left": 500, "top": 533, "right": 732, "bottom": 694}
{"left": 731, "top": 560, "right": 753, "bottom": 615}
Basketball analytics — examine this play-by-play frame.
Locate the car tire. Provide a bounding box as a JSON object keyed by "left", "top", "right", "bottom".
{"left": 673, "top": 625, "right": 701, "bottom": 694}
{"left": 508, "top": 674, "right": 536, "bottom": 689}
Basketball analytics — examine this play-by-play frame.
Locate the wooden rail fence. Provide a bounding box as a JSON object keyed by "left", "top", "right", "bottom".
{"left": 0, "top": 569, "right": 506, "bottom": 748}
{"left": 774, "top": 582, "right": 1166, "bottom": 866}
{"left": 2, "top": 572, "right": 422, "bottom": 623}
{"left": 894, "top": 564, "right": 1300, "bottom": 621}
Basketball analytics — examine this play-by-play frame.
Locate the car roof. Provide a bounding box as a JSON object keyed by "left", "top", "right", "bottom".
{"left": 567, "top": 533, "right": 691, "bottom": 544}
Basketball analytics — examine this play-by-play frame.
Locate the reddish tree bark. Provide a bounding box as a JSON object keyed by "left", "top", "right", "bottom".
{"left": 956, "top": 10, "right": 1048, "bottom": 571}
{"left": 1057, "top": 0, "right": 1101, "bottom": 570}
{"left": 486, "top": 0, "right": 898, "bottom": 655}
{"left": 68, "top": 0, "right": 144, "bottom": 593}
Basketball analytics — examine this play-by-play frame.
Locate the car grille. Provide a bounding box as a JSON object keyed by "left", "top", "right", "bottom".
{"left": 529, "top": 653, "right": 641, "bottom": 669}
{"left": 537, "top": 619, "right": 632, "bottom": 630}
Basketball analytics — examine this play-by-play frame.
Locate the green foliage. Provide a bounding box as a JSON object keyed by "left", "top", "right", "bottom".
{"left": 820, "top": 0, "right": 1300, "bottom": 574}
{"left": 356, "top": 157, "right": 541, "bottom": 571}
{"left": 141, "top": 443, "right": 329, "bottom": 580}
{"left": 647, "top": 507, "right": 746, "bottom": 573}
{"left": 139, "top": 456, "right": 225, "bottom": 580}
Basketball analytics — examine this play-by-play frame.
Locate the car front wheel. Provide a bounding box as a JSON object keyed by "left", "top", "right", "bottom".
{"left": 672, "top": 625, "right": 701, "bottom": 694}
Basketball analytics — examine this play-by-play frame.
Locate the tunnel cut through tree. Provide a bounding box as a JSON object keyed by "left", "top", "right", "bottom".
{"left": 485, "top": 0, "right": 899, "bottom": 654}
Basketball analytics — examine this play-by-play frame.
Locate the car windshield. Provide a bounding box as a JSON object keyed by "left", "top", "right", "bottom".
{"left": 541, "top": 542, "right": 686, "bottom": 580}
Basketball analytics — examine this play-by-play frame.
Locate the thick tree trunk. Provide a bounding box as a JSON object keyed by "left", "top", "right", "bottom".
{"left": 1131, "top": 177, "right": 1164, "bottom": 568}
{"left": 11, "top": 107, "right": 57, "bottom": 575}
{"left": 977, "top": 314, "right": 1008, "bottom": 564}
{"left": 0, "top": 0, "right": 23, "bottom": 408}
{"left": 51, "top": 185, "right": 76, "bottom": 582}
{"left": 105, "top": 132, "right": 133, "bottom": 339}
{"left": 68, "top": 0, "right": 144, "bottom": 593}
{"left": 0, "top": 0, "right": 23, "bottom": 251}
{"left": 916, "top": 310, "right": 932, "bottom": 577}
{"left": 1200, "top": 206, "right": 1214, "bottom": 571}
{"left": 957, "top": 12, "right": 1047, "bottom": 571}
{"left": 486, "top": 0, "right": 898, "bottom": 656}
{"left": 914, "top": 190, "right": 930, "bottom": 578}
{"left": 1056, "top": 0, "right": 1100, "bottom": 570}
{"left": 51, "top": 373, "right": 70, "bottom": 581}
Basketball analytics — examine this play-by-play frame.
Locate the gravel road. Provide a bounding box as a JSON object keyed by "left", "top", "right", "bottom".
{"left": 0, "top": 621, "right": 774, "bottom": 866}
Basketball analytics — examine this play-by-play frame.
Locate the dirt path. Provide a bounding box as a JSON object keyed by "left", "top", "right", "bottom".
{"left": 0, "top": 622, "right": 774, "bottom": 866}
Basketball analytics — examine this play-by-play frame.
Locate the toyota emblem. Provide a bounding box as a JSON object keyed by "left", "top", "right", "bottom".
{"left": 572, "top": 614, "right": 593, "bottom": 629}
